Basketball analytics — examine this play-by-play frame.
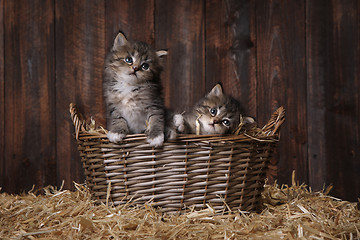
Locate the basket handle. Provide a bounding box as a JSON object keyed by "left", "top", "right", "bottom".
{"left": 69, "top": 103, "right": 85, "bottom": 140}
{"left": 261, "top": 106, "right": 285, "bottom": 135}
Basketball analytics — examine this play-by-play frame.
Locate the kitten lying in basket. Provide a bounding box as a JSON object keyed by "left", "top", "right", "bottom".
{"left": 167, "top": 84, "right": 256, "bottom": 139}
{"left": 103, "top": 32, "right": 167, "bottom": 147}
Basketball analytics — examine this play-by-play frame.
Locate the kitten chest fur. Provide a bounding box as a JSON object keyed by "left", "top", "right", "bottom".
{"left": 106, "top": 81, "right": 151, "bottom": 133}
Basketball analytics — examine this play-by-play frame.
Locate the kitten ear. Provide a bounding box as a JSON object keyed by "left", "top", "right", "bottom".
{"left": 243, "top": 116, "right": 257, "bottom": 129}
{"left": 112, "top": 32, "right": 128, "bottom": 50}
{"left": 243, "top": 116, "right": 256, "bottom": 125}
{"left": 156, "top": 50, "right": 168, "bottom": 58}
{"left": 208, "top": 84, "right": 223, "bottom": 97}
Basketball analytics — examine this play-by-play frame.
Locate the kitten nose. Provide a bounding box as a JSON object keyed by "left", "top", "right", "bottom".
{"left": 213, "top": 119, "right": 220, "bottom": 124}
{"left": 133, "top": 66, "right": 139, "bottom": 71}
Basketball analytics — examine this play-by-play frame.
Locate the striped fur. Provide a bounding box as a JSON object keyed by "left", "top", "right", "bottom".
{"left": 170, "top": 84, "right": 247, "bottom": 136}
{"left": 103, "top": 32, "right": 167, "bottom": 147}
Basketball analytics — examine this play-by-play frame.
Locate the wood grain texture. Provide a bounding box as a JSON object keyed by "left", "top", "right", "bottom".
{"left": 255, "top": 0, "right": 308, "bottom": 185}
{"left": 0, "top": 0, "right": 358, "bottom": 202}
{"left": 3, "top": 0, "right": 56, "bottom": 193}
{"left": 105, "top": 0, "right": 155, "bottom": 52}
{"left": 306, "top": 0, "right": 333, "bottom": 193}
{"left": 327, "top": 0, "right": 360, "bottom": 201}
{"left": 155, "top": 0, "right": 205, "bottom": 111}
{"left": 307, "top": 0, "right": 360, "bottom": 201}
{"left": 0, "top": 0, "right": 4, "bottom": 189}
{"left": 328, "top": 0, "right": 360, "bottom": 201}
{"left": 205, "top": 0, "right": 256, "bottom": 116}
{"left": 55, "top": 0, "right": 105, "bottom": 190}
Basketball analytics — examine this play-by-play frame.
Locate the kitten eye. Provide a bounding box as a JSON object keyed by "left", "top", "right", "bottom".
{"left": 124, "top": 56, "right": 133, "bottom": 64}
{"left": 222, "top": 119, "right": 231, "bottom": 126}
{"left": 209, "top": 108, "right": 217, "bottom": 116}
{"left": 141, "top": 63, "right": 149, "bottom": 70}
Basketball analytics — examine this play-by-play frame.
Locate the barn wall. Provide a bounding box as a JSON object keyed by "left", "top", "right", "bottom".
{"left": 2, "top": 0, "right": 56, "bottom": 193}
{"left": 55, "top": 0, "right": 106, "bottom": 195}
{"left": 255, "top": 0, "right": 309, "bottom": 187}
{"left": 0, "top": 0, "right": 4, "bottom": 193}
{"left": 306, "top": 0, "right": 360, "bottom": 200}
{"left": 0, "top": 0, "right": 359, "bottom": 201}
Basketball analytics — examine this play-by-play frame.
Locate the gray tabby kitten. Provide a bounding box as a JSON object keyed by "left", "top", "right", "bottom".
{"left": 103, "top": 32, "right": 167, "bottom": 147}
{"left": 169, "top": 84, "right": 254, "bottom": 137}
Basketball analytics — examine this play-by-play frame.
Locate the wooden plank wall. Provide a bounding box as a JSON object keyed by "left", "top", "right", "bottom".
{"left": 2, "top": 0, "right": 56, "bottom": 193}
{"left": 255, "top": 0, "right": 308, "bottom": 186}
{"left": 306, "top": 0, "right": 360, "bottom": 200}
{"left": 55, "top": 0, "right": 106, "bottom": 195}
{"left": 0, "top": 0, "right": 359, "bottom": 202}
{"left": 0, "top": 0, "right": 3, "bottom": 194}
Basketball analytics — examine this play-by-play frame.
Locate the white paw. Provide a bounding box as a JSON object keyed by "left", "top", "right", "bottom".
{"left": 173, "top": 114, "right": 185, "bottom": 132}
{"left": 147, "top": 133, "right": 164, "bottom": 147}
{"left": 107, "top": 131, "right": 126, "bottom": 143}
{"left": 167, "top": 129, "right": 177, "bottom": 140}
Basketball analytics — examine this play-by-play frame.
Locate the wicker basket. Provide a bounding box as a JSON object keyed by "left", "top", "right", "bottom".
{"left": 70, "top": 103, "right": 285, "bottom": 214}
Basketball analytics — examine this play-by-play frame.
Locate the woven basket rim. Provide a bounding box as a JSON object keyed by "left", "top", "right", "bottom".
{"left": 69, "top": 103, "right": 285, "bottom": 143}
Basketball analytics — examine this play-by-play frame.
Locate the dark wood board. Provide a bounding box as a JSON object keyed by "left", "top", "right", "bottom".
{"left": 0, "top": 0, "right": 4, "bottom": 189}
{"left": 55, "top": 0, "right": 105, "bottom": 190}
{"left": 325, "top": 0, "right": 360, "bottom": 202}
{"left": 205, "top": 0, "right": 256, "bottom": 117}
{"left": 105, "top": 0, "right": 155, "bottom": 52}
{"left": 3, "top": 0, "right": 56, "bottom": 193}
{"left": 155, "top": 0, "right": 205, "bottom": 111}
{"left": 255, "top": 0, "right": 308, "bottom": 185}
{"left": 307, "top": 0, "right": 360, "bottom": 201}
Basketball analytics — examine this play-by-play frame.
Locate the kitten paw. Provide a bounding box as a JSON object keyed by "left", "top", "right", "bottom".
{"left": 173, "top": 114, "right": 185, "bottom": 132}
{"left": 147, "top": 133, "right": 164, "bottom": 147}
{"left": 107, "top": 131, "right": 126, "bottom": 143}
{"left": 166, "top": 129, "right": 177, "bottom": 140}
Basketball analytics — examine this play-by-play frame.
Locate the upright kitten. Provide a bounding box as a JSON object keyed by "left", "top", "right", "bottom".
{"left": 169, "top": 84, "right": 254, "bottom": 137}
{"left": 103, "top": 32, "right": 167, "bottom": 147}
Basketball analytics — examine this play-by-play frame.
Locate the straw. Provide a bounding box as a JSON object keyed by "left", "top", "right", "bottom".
{"left": 1, "top": 177, "right": 358, "bottom": 239}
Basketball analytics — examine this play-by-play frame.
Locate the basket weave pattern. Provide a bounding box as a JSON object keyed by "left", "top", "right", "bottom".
{"left": 70, "top": 104, "right": 284, "bottom": 213}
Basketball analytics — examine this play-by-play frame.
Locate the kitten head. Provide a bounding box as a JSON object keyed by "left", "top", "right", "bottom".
{"left": 105, "top": 32, "right": 167, "bottom": 85}
{"left": 195, "top": 84, "right": 241, "bottom": 135}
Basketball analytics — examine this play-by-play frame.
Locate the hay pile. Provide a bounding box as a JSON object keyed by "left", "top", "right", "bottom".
{"left": 1, "top": 175, "right": 359, "bottom": 239}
